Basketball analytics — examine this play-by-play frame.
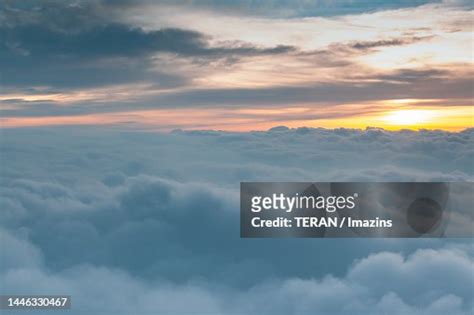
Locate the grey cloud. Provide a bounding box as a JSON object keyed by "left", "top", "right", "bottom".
{"left": 1, "top": 127, "right": 473, "bottom": 278}
{"left": 348, "top": 248, "right": 474, "bottom": 304}
{"left": 3, "top": 0, "right": 465, "bottom": 119}
{"left": 1, "top": 23, "right": 293, "bottom": 60}
{"left": 1, "top": 228, "right": 472, "bottom": 314}
{"left": 148, "top": 72, "right": 471, "bottom": 105}
{"left": 1, "top": 1, "right": 295, "bottom": 90}
{"left": 0, "top": 0, "right": 445, "bottom": 99}
{"left": 95, "top": 0, "right": 446, "bottom": 19}
{"left": 0, "top": 229, "right": 43, "bottom": 271}
{"left": 1, "top": 1, "right": 107, "bottom": 31}
{"left": 348, "top": 36, "right": 434, "bottom": 50}
{"left": 302, "top": 35, "right": 435, "bottom": 63}
{"left": 2, "top": 67, "right": 471, "bottom": 118}
{"left": 0, "top": 126, "right": 473, "bottom": 313}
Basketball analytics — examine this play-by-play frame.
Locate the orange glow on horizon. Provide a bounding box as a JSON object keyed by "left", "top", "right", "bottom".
{"left": 1, "top": 105, "right": 472, "bottom": 132}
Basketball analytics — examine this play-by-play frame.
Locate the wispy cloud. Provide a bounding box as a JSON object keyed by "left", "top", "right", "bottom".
{"left": 0, "top": 0, "right": 472, "bottom": 130}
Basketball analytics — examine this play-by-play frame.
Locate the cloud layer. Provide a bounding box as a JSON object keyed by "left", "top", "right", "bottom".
{"left": 2, "top": 228, "right": 472, "bottom": 314}
{"left": 0, "top": 126, "right": 473, "bottom": 313}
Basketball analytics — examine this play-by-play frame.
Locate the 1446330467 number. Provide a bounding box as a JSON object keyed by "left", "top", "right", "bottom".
{"left": 0, "top": 295, "right": 71, "bottom": 309}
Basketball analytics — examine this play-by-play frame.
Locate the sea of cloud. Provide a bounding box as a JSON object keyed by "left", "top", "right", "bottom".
{"left": 0, "top": 126, "right": 472, "bottom": 314}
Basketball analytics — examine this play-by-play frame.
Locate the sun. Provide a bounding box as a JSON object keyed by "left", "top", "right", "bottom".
{"left": 383, "top": 109, "right": 436, "bottom": 126}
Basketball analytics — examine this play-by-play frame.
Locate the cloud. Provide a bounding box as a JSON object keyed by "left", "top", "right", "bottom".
{"left": 0, "top": 126, "right": 472, "bottom": 313}
{"left": 1, "top": 1, "right": 473, "bottom": 309}
{"left": 1, "top": 127, "right": 473, "bottom": 271}
{"left": 1, "top": 0, "right": 471, "bottom": 126}
{"left": 347, "top": 36, "right": 434, "bottom": 50}
{"left": 2, "top": 67, "right": 472, "bottom": 120}
{"left": 348, "top": 248, "right": 473, "bottom": 302}
{"left": 0, "top": 229, "right": 43, "bottom": 271}
{"left": 1, "top": 227, "right": 472, "bottom": 314}
{"left": 2, "top": 22, "right": 294, "bottom": 60}
{"left": 1, "top": 2, "right": 295, "bottom": 90}
{"left": 103, "top": 0, "right": 447, "bottom": 18}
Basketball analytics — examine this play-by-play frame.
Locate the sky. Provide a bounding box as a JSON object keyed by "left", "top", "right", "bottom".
{"left": 1, "top": 0, "right": 473, "bottom": 131}
{"left": 0, "top": 1, "right": 473, "bottom": 315}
